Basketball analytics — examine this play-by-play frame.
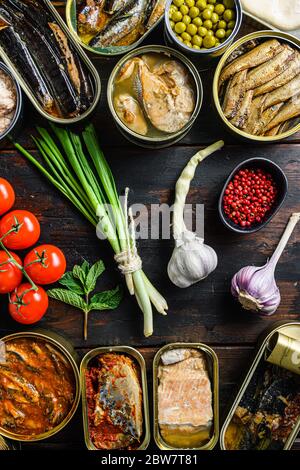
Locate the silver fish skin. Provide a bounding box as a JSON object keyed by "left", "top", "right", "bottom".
{"left": 90, "top": 0, "right": 147, "bottom": 47}
{"left": 104, "top": 0, "right": 131, "bottom": 14}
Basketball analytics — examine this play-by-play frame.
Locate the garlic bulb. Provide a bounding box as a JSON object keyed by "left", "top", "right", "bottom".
{"left": 168, "top": 230, "right": 218, "bottom": 288}
{"left": 167, "top": 141, "right": 224, "bottom": 288}
{"left": 231, "top": 212, "right": 300, "bottom": 315}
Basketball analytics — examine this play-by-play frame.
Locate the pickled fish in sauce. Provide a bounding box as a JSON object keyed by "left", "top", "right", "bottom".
{"left": 85, "top": 353, "right": 143, "bottom": 450}
{"left": 113, "top": 53, "right": 196, "bottom": 137}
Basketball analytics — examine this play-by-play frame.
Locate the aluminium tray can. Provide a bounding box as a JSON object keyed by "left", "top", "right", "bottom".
{"left": 220, "top": 321, "right": 300, "bottom": 450}
{"left": 0, "top": 329, "right": 81, "bottom": 443}
{"left": 153, "top": 342, "right": 219, "bottom": 451}
{"left": 80, "top": 345, "right": 150, "bottom": 451}
{"left": 0, "top": 0, "right": 101, "bottom": 124}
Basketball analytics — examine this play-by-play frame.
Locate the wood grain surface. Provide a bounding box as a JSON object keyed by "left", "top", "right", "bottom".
{"left": 0, "top": 3, "right": 299, "bottom": 450}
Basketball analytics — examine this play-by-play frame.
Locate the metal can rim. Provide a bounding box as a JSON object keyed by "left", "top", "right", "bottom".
{"left": 0, "top": 330, "right": 81, "bottom": 442}
{"left": 153, "top": 342, "right": 219, "bottom": 451}
{"left": 107, "top": 44, "right": 203, "bottom": 143}
{"left": 0, "top": 62, "right": 23, "bottom": 143}
{"left": 212, "top": 30, "right": 300, "bottom": 142}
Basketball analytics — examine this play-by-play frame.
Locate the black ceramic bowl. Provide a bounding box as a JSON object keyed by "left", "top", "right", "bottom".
{"left": 0, "top": 62, "right": 23, "bottom": 146}
{"left": 218, "top": 158, "right": 288, "bottom": 234}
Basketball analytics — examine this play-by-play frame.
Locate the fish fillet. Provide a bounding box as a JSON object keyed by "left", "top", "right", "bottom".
{"left": 245, "top": 45, "right": 295, "bottom": 91}
{"left": 230, "top": 90, "right": 254, "bottom": 129}
{"left": 264, "top": 94, "right": 300, "bottom": 132}
{"left": 254, "top": 53, "right": 300, "bottom": 96}
{"left": 223, "top": 70, "right": 247, "bottom": 119}
{"left": 262, "top": 74, "right": 300, "bottom": 111}
{"left": 252, "top": 102, "right": 284, "bottom": 135}
{"left": 158, "top": 351, "right": 212, "bottom": 432}
{"left": 244, "top": 95, "right": 265, "bottom": 135}
{"left": 219, "top": 39, "right": 282, "bottom": 86}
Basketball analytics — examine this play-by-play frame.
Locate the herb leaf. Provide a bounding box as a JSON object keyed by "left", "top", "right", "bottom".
{"left": 59, "top": 272, "right": 84, "bottom": 295}
{"left": 90, "top": 286, "right": 122, "bottom": 311}
{"left": 85, "top": 260, "right": 105, "bottom": 294}
{"left": 48, "top": 288, "right": 88, "bottom": 311}
{"left": 73, "top": 264, "right": 87, "bottom": 286}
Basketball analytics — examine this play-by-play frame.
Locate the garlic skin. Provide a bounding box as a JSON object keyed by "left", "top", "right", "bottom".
{"left": 231, "top": 263, "right": 281, "bottom": 315}
{"left": 168, "top": 230, "right": 218, "bottom": 288}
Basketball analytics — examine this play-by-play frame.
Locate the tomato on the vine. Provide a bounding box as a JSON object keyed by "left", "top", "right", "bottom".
{"left": 9, "top": 283, "right": 48, "bottom": 324}
{"left": 24, "top": 244, "right": 66, "bottom": 285}
{"left": 0, "top": 210, "right": 40, "bottom": 250}
{"left": 0, "top": 178, "right": 15, "bottom": 216}
{"left": 0, "top": 251, "right": 23, "bottom": 294}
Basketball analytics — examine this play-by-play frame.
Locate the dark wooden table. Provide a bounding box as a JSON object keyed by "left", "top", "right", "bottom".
{"left": 0, "top": 3, "right": 299, "bottom": 451}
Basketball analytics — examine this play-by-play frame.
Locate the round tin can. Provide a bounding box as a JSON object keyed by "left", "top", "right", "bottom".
{"left": 0, "top": 62, "right": 23, "bottom": 147}
{"left": 107, "top": 45, "right": 203, "bottom": 148}
{"left": 164, "top": 0, "right": 242, "bottom": 67}
{"left": 65, "top": 0, "right": 165, "bottom": 57}
{"left": 213, "top": 31, "right": 300, "bottom": 142}
{"left": 0, "top": 330, "right": 81, "bottom": 443}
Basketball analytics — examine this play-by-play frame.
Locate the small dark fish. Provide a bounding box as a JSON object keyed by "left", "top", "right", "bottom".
{"left": 144, "top": 0, "right": 165, "bottom": 30}
{"left": 90, "top": 0, "right": 147, "bottom": 47}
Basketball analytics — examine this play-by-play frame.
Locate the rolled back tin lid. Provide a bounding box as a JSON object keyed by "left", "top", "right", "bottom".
{"left": 266, "top": 331, "right": 300, "bottom": 376}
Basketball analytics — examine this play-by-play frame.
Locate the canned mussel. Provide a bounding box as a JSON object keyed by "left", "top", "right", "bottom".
{"left": 0, "top": 331, "right": 80, "bottom": 442}
{"left": 66, "top": 0, "right": 166, "bottom": 57}
{"left": 0, "top": 0, "right": 101, "bottom": 124}
{"left": 80, "top": 346, "right": 150, "bottom": 450}
{"left": 221, "top": 322, "right": 300, "bottom": 450}
{"left": 108, "top": 45, "right": 203, "bottom": 148}
{"left": 153, "top": 343, "right": 219, "bottom": 450}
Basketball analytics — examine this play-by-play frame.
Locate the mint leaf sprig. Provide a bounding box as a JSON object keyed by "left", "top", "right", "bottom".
{"left": 48, "top": 260, "right": 122, "bottom": 340}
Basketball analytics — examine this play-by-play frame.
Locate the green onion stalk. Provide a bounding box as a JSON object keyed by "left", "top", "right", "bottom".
{"left": 14, "top": 124, "right": 168, "bottom": 337}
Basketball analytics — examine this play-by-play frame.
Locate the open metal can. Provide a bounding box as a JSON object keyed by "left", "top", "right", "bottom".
{"left": 213, "top": 31, "right": 300, "bottom": 142}
{"left": 0, "top": 0, "right": 101, "bottom": 124}
{"left": 220, "top": 321, "right": 300, "bottom": 450}
{"left": 107, "top": 45, "right": 203, "bottom": 148}
{"left": 0, "top": 330, "right": 81, "bottom": 442}
{"left": 153, "top": 342, "right": 219, "bottom": 450}
{"left": 66, "top": 0, "right": 165, "bottom": 57}
{"left": 164, "top": 0, "right": 243, "bottom": 66}
{"left": 80, "top": 346, "right": 150, "bottom": 450}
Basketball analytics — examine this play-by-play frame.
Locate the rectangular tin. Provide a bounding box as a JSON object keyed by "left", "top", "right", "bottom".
{"left": 220, "top": 321, "right": 300, "bottom": 450}
{"left": 80, "top": 346, "right": 150, "bottom": 451}
{"left": 153, "top": 342, "right": 219, "bottom": 450}
{"left": 0, "top": 0, "right": 101, "bottom": 124}
{"left": 66, "top": 0, "right": 165, "bottom": 57}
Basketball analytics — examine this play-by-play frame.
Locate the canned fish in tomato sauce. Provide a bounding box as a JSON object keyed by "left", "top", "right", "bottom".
{"left": 153, "top": 342, "right": 219, "bottom": 450}
{"left": 80, "top": 346, "right": 150, "bottom": 451}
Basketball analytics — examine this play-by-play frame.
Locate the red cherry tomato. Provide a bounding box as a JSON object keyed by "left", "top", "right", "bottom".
{"left": 0, "top": 250, "right": 23, "bottom": 294}
{"left": 9, "top": 283, "right": 48, "bottom": 324}
{"left": 0, "top": 178, "right": 15, "bottom": 216}
{"left": 24, "top": 244, "right": 66, "bottom": 285}
{"left": 0, "top": 210, "right": 40, "bottom": 250}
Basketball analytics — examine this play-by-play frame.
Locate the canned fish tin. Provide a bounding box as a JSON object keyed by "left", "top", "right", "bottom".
{"left": 220, "top": 321, "right": 300, "bottom": 450}
{"left": 164, "top": 0, "right": 242, "bottom": 66}
{"left": 213, "top": 31, "right": 300, "bottom": 142}
{"left": 0, "top": 0, "right": 101, "bottom": 124}
{"left": 80, "top": 346, "right": 150, "bottom": 450}
{"left": 107, "top": 45, "right": 203, "bottom": 148}
{"left": 66, "top": 0, "right": 165, "bottom": 57}
{"left": 0, "top": 330, "right": 81, "bottom": 442}
{"left": 153, "top": 343, "right": 219, "bottom": 450}
{"left": 0, "top": 62, "right": 23, "bottom": 147}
